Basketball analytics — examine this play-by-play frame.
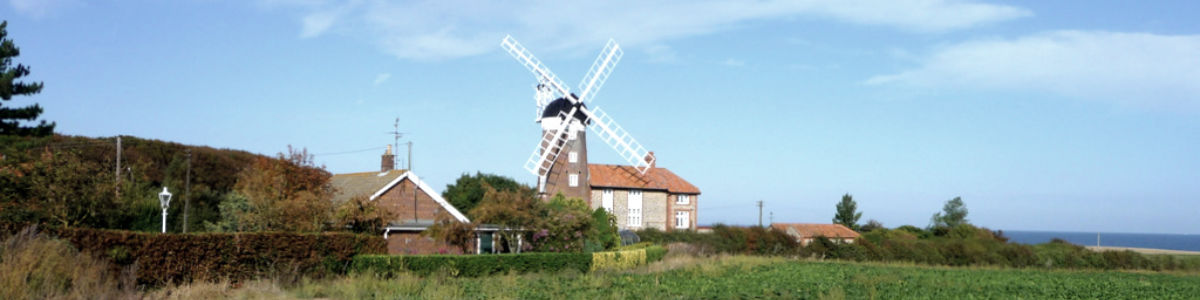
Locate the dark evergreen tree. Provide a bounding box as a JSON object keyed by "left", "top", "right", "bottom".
{"left": 442, "top": 172, "right": 533, "bottom": 215}
{"left": 833, "top": 193, "right": 862, "bottom": 231}
{"left": 0, "top": 20, "right": 54, "bottom": 136}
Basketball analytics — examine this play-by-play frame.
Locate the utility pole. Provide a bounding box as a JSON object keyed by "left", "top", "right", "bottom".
{"left": 182, "top": 148, "right": 192, "bottom": 233}
{"left": 115, "top": 136, "right": 122, "bottom": 182}
{"left": 757, "top": 200, "right": 764, "bottom": 228}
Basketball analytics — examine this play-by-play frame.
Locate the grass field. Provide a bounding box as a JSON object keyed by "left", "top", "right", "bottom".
{"left": 155, "top": 255, "right": 1200, "bottom": 299}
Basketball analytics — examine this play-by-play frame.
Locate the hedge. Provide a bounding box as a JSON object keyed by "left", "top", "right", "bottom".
{"left": 353, "top": 252, "right": 592, "bottom": 276}
{"left": 3, "top": 225, "right": 386, "bottom": 285}
{"left": 353, "top": 247, "right": 671, "bottom": 277}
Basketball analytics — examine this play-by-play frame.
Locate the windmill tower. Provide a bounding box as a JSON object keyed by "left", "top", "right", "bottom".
{"left": 502, "top": 36, "right": 655, "bottom": 201}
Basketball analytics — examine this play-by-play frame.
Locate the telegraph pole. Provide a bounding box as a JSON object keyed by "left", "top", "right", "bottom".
{"left": 115, "top": 136, "right": 122, "bottom": 182}
{"left": 757, "top": 200, "right": 764, "bottom": 228}
{"left": 182, "top": 148, "right": 192, "bottom": 233}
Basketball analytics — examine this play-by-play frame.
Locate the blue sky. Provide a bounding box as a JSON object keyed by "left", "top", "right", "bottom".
{"left": 4, "top": 0, "right": 1198, "bottom": 234}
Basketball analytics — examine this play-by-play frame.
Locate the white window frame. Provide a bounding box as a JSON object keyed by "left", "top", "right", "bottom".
{"left": 675, "top": 211, "right": 690, "bottom": 229}
{"left": 567, "top": 128, "right": 578, "bottom": 140}
{"left": 601, "top": 189, "right": 614, "bottom": 213}
{"left": 568, "top": 151, "right": 578, "bottom": 163}
{"left": 676, "top": 194, "right": 690, "bottom": 205}
{"left": 568, "top": 173, "right": 579, "bottom": 187}
{"left": 628, "top": 190, "right": 642, "bottom": 227}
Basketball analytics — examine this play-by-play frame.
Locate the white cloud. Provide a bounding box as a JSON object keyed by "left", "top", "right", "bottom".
{"left": 867, "top": 31, "right": 1200, "bottom": 108}
{"left": 372, "top": 73, "right": 391, "bottom": 86}
{"left": 722, "top": 58, "right": 746, "bottom": 67}
{"left": 9, "top": 0, "right": 78, "bottom": 18}
{"left": 264, "top": 0, "right": 1028, "bottom": 61}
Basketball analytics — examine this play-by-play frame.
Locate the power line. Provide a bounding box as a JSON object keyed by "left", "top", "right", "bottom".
{"left": 311, "top": 146, "right": 386, "bottom": 157}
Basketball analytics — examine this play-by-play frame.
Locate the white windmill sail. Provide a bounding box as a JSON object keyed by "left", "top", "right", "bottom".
{"left": 502, "top": 35, "right": 654, "bottom": 176}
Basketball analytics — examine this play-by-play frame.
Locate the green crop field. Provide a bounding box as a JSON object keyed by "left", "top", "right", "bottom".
{"left": 277, "top": 256, "right": 1200, "bottom": 299}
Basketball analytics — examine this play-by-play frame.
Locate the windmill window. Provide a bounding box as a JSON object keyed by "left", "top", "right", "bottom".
{"left": 568, "top": 151, "right": 578, "bottom": 163}
{"left": 568, "top": 174, "right": 579, "bottom": 187}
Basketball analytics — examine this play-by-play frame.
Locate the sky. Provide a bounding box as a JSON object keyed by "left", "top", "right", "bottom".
{"left": 3, "top": 0, "right": 1199, "bottom": 234}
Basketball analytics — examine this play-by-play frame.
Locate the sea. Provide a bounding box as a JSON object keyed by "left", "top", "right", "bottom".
{"left": 1002, "top": 230, "right": 1200, "bottom": 252}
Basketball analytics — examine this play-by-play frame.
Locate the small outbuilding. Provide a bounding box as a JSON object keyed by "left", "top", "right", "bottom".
{"left": 770, "top": 223, "right": 861, "bottom": 245}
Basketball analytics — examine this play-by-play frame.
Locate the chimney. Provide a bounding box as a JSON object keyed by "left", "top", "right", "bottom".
{"left": 381, "top": 145, "right": 395, "bottom": 172}
{"left": 645, "top": 151, "right": 656, "bottom": 169}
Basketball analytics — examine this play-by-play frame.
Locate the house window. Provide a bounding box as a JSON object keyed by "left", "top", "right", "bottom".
{"left": 676, "top": 194, "right": 690, "bottom": 205}
{"left": 568, "top": 151, "right": 578, "bottom": 163}
{"left": 628, "top": 190, "right": 642, "bottom": 227}
{"left": 675, "top": 211, "right": 690, "bottom": 229}
{"left": 568, "top": 173, "right": 579, "bottom": 187}
{"left": 602, "top": 189, "right": 614, "bottom": 213}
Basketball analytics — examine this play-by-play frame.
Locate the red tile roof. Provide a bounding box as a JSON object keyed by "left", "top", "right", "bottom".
{"left": 588, "top": 164, "right": 700, "bottom": 194}
{"left": 771, "top": 223, "right": 861, "bottom": 239}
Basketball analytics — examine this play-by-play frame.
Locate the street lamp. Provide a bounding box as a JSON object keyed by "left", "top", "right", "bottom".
{"left": 159, "top": 187, "right": 172, "bottom": 233}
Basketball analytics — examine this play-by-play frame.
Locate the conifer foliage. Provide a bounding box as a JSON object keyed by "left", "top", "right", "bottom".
{"left": 0, "top": 21, "right": 54, "bottom": 136}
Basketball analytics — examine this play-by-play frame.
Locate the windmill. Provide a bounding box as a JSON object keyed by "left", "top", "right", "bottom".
{"left": 501, "top": 35, "right": 655, "bottom": 200}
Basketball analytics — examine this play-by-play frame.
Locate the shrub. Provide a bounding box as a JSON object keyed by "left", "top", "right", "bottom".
{"left": 646, "top": 246, "right": 667, "bottom": 263}
{"left": 3, "top": 225, "right": 385, "bottom": 285}
{"left": 591, "top": 249, "right": 646, "bottom": 271}
{"left": 0, "top": 227, "right": 135, "bottom": 299}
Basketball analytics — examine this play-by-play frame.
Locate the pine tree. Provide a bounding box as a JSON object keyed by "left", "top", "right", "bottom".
{"left": 931, "top": 196, "right": 969, "bottom": 228}
{"left": 833, "top": 193, "right": 862, "bottom": 231}
{"left": 1, "top": 20, "right": 54, "bottom": 136}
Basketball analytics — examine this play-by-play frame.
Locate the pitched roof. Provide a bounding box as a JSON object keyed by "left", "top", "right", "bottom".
{"left": 770, "top": 223, "right": 861, "bottom": 239}
{"left": 330, "top": 170, "right": 408, "bottom": 203}
{"left": 588, "top": 164, "right": 700, "bottom": 194}
{"left": 330, "top": 170, "right": 469, "bottom": 223}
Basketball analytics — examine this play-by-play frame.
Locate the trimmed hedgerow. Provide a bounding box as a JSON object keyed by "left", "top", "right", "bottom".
{"left": 352, "top": 252, "right": 592, "bottom": 277}
{"left": 3, "top": 225, "right": 385, "bottom": 285}
{"left": 591, "top": 249, "right": 646, "bottom": 271}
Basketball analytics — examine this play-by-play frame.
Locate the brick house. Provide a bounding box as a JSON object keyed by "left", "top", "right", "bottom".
{"left": 587, "top": 160, "right": 700, "bottom": 231}
{"left": 330, "top": 147, "right": 506, "bottom": 254}
{"left": 770, "top": 223, "right": 861, "bottom": 245}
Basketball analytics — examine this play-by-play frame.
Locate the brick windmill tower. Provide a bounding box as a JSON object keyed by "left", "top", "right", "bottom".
{"left": 502, "top": 36, "right": 655, "bottom": 200}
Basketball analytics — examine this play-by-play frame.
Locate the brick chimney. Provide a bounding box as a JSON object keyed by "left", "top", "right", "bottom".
{"left": 645, "top": 151, "right": 656, "bottom": 169}
{"left": 381, "top": 145, "right": 395, "bottom": 172}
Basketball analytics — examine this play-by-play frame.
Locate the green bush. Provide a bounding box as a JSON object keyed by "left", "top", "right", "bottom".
{"left": 3, "top": 225, "right": 385, "bottom": 285}
{"left": 646, "top": 246, "right": 667, "bottom": 263}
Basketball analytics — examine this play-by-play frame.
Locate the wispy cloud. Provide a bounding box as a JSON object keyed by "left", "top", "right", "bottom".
{"left": 263, "top": 0, "right": 1029, "bottom": 61}
{"left": 867, "top": 31, "right": 1200, "bottom": 108}
{"left": 722, "top": 58, "right": 746, "bottom": 67}
{"left": 9, "top": 0, "right": 79, "bottom": 18}
{"left": 372, "top": 73, "right": 391, "bottom": 86}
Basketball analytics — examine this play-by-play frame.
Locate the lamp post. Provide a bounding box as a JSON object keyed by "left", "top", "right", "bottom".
{"left": 159, "top": 187, "right": 172, "bottom": 233}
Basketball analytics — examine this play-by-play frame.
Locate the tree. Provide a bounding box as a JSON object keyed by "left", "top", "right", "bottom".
{"left": 860, "top": 219, "right": 885, "bottom": 232}
{"left": 334, "top": 195, "right": 397, "bottom": 234}
{"left": 0, "top": 21, "right": 54, "bottom": 136}
{"left": 531, "top": 193, "right": 593, "bottom": 252}
{"left": 469, "top": 184, "right": 540, "bottom": 253}
{"left": 424, "top": 211, "right": 475, "bottom": 253}
{"left": 223, "top": 146, "right": 335, "bottom": 232}
{"left": 931, "top": 196, "right": 969, "bottom": 229}
{"left": 442, "top": 172, "right": 532, "bottom": 214}
{"left": 832, "top": 193, "right": 862, "bottom": 231}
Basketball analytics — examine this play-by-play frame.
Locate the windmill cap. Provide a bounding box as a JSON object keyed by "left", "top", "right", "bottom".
{"left": 541, "top": 95, "right": 590, "bottom": 123}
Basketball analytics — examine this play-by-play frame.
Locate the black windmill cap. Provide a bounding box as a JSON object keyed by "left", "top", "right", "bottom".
{"left": 541, "top": 93, "right": 591, "bottom": 124}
